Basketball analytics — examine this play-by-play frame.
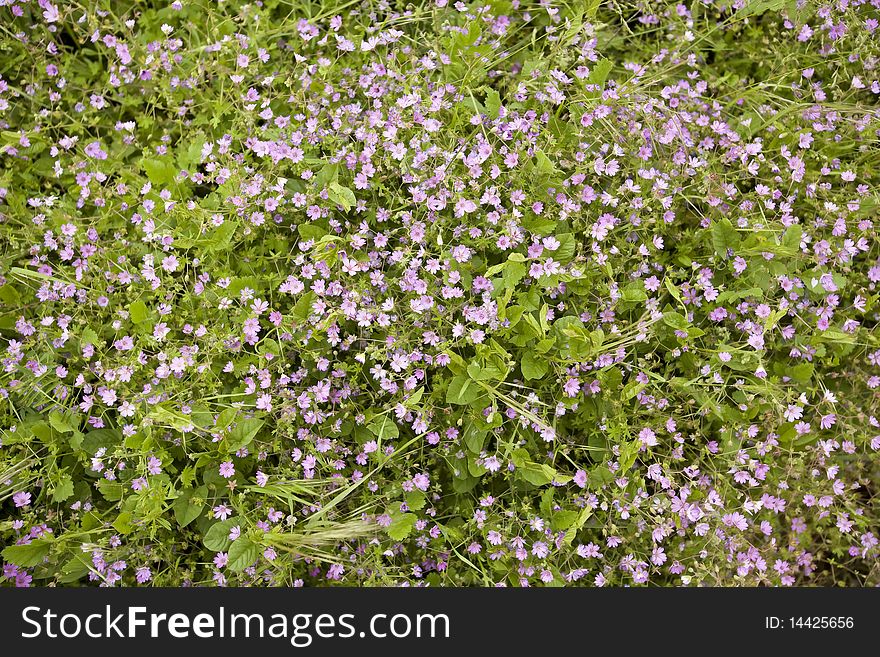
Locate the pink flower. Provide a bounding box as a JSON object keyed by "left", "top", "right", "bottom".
{"left": 13, "top": 491, "right": 31, "bottom": 508}
{"left": 161, "top": 255, "right": 180, "bottom": 272}
{"left": 639, "top": 427, "right": 658, "bottom": 447}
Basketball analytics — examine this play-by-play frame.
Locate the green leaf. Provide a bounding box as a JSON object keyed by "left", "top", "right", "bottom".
{"left": 96, "top": 480, "right": 124, "bottom": 501}
{"left": 129, "top": 299, "right": 149, "bottom": 324}
{"left": 226, "top": 418, "right": 264, "bottom": 452}
{"left": 314, "top": 162, "right": 338, "bottom": 188}
{"left": 297, "top": 223, "right": 327, "bottom": 242}
{"left": 511, "top": 448, "right": 530, "bottom": 468}
{"left": 141, "top": 157, "right": 177, "bottom": 185}
{"left": 518, "top": 462, "right": 556, "bottom": 486}
{"left": 587, "top": 59, "right": 613, "bottom": 89}
{"left": 368, "top": 416, "right": 399, "bottom": 441}
{"left": 178, "top": 132, "right": 207, "bottom": 169}
{"left": 484, "top": 87, "right": 501, "bottom": 117}
{"left": 781, "top": 224, "right": 802, "bottom": 253}
{"left": 711, "top": 218, "right": 740, "bottom": 258}
{"left": 788, "top": 362, "right": 814, "bottom": 383}
{"left": 59, "top": 553, "right": 92, "bottom": 583}
{"left": 446, "top": 375, "right": 482, "bottom": 405}
{"left": 113, "top": 512, "right": 135, "bottom": 535}
{"left": 533, "top": 150, "right": 559, "bottom": 179}
{"left": 206, "top": 220, "right": 238, "bottom": 252}
{"left": 2, "top": 540, "right": 51, "bottom": 567}
{"left": 173, "top": 485, "right": 207, "bottom": 528}
{"left": 621, "top": 282, "right": 647, "bottom": 303}
{"left": 387, "top": 513, "right": 417, "bottom": 540}
{"left": 665, "top": 278, "right": 684, "bottom": 307}
{"left": 619, "top": 440, "right": 640, "bottom": 471}
{"left": 227, "top": 537, "right": 260, "bottom": 572}
{"left": 521, "top": 351, "right": 549, "bottom": 380}
{"left": 623, "top": 379, "right": 645, "bottom": 400}
{"left": 215, "top": 408, "right": 237, "bottom": 431}
{"left": 150, "top": 406, "right": 192, "bottom": 432}
{"left": 716, "top": 288, "right": 763, "bottom": 303}
{"left": 81, "top": 327, "right": 99, "bottom": 347}
{"left": 49, "top": 410, "right": 75, "bottom": 434}
{"left": 80, "top": 428, "right": 122, "bottom": 454}
{"left": 501, "top": 260, "right": 527, "bottom": 290}
{"left": 405, "top": 490, "right": 427, "bottom": 511}
{"left": 204, "top": 519, "right": 237, "bottom": 552}
{"left": 584, "top": 0, "right": 602, "bottom": 18}
{"left": 662, "top": 311, "right": 689, "bottom": 331}
{"left": 738, "top": 0, "right": 787, "bottom": 17}
{"left": 291, "top": 291, "right": 316, "bottom": 322}
{"left": 589, "top": 465, "right": 614, "bottom": 487}
{"left": 52, "top": 474, "right": 74, "bottom": 502}
{"left": 0, "top": 284, "right": 21, "bottom": 306}
{"left": 550, "top": 510, "right": 579, "bottom": 531}
{"left": 816, "top": 328, "right": 855, "bottom": 345}
{"left": 464, "top": 425, "right": 487, "bottom": 453}
{"left": 328, "top": 182, "right": 356, "bottom": 211}
{"left": 553, "top": 233, "right": 576, "bottom": 264}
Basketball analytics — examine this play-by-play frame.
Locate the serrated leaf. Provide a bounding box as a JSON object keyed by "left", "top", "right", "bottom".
{"left": 587, "top": 59, "right": 613, "bottom": 89}
{"left": 738, "top": 0, "right": 787, "bottom": 17}
{"left": 0, "top": 284, "right": 21, "bottom": 305}
{"left": 511, "top": 448, "right": 530, "bottom": 468}
{"left": 533, "top": 150, "right": 559, "bottom": 179}
{"left": 2, "top": 540, "right": 51, "bottom": 567}
{"left": 716, "top": 287, "right": 763, "bottom": 303}
{"left": 52, "top": 474, "right": 74, "bottom": 503}
{"left": 150, "top": 406, "right": 192, "bottom": 432}
{"left": 553, "top": 233, "right": 576, "bottom": 264}
{"left": 315, "top": 162, "right": 339, "bottom": 188}
{"left": 81, "top": 327, "right": 99, "bottom": 347}
{"left": 129, "top": 299, "right": 149, "bottom": 324}
{"left": 484, "top": 87, "right": 501, "bottom": 116}
{"left": 113, "top": 512, "right": 134, "bottom": 535}
{"left": 216, "top": 408, "right": 237, "bottom": 431}
{"left": 623, "top": 380, "right": 645, "bottom": 400}
{"left": 550, "top": 510, "right": 579, "bottom": 531}
{"left": 297, "top": 223, "right": 327, "bottom": 242}
{"left": 206, "top": 220, "right": 238, "bottom": 252}
{"left": 405, "top": 490, "right": 427, "bottom": 511}
{"left": 59, "top": 553, "right": 92, "bottom": 583}
{"left": 141, "top": 157, "right": 177, "bottom": 185}
{"left": 227, "top": 537, "right": 260, "bottom": 572}
{"left": 781, "top": 224, "right": 802, "bottom": 253}
{"left": 387, "top": 513, "right": 417, "bottom": 540}
{"left": 621, "top": 282, "right": 647, "bottom": 302}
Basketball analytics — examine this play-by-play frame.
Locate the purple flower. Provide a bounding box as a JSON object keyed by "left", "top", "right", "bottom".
{"left": 13, "top": 492, "right": 31, "bottom": 508}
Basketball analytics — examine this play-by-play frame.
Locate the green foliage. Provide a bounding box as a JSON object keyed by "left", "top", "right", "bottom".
{"left": 0, "top": 0, "right": 878, "bottom": 590}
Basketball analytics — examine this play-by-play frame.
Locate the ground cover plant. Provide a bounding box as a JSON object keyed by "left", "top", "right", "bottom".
{"left": 1, "top": 0, "right": 879, "bottom": 587}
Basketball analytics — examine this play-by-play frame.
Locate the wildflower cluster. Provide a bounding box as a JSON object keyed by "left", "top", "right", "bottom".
{"left": 1, "top": 0, "right": 879, "bottom": 587}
